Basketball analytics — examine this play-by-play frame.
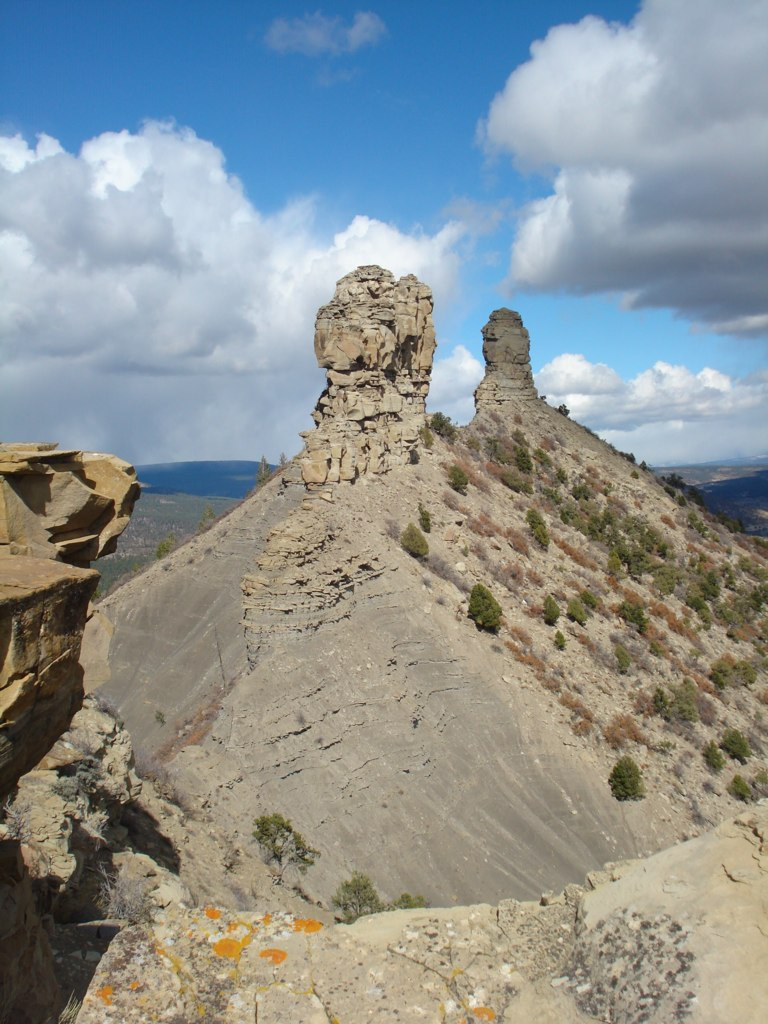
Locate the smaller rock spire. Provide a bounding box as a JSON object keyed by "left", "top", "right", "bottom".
{"left": 473, "top": 308, "right": 538, "bottom": 418}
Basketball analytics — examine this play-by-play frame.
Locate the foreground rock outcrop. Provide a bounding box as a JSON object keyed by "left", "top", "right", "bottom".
{"left": 300, "top": 266, "right": 436, "bottom": 485}
{"left": 0, "top": 443, "right": 138, "bottom": 1022}
{"left": 77, "top": 807, "right": 768, "bottom": 1023}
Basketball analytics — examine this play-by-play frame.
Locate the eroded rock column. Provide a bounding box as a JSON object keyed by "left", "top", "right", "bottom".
{"left": 300, "top": 265, "right": 436, "bottom": 486}
{"left": 473, "top": 308, "right": 539, "bottom": 418}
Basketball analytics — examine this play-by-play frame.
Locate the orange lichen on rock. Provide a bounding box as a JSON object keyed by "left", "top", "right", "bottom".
{"left": 261, "top": 913, "right": 272, "bottom": 926}
{"left": 212, "top": 923, "right": 254, "bottom": 963}
{"left": 129, "top": 981, "right": 141, "bottom": 991}
{"left": 204, "top": 906, "right": 222, "bottom": 919}
{"left": 97, "top": 986, "right": 114, "bottom": 1006}
{"left": 474, "top": 1009, "right": 496, "bottom": 1021}
{"left": 213, "top": 937, "right": 243, "bottom": 961}
{"left": 259, "top": 948, "right": 288, "bottom": 966}
{"left": 293, "top": 918, "right": 323, "bottom": 934}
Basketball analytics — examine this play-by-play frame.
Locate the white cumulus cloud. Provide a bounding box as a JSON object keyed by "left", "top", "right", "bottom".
{"left": 0, "top": 122, "right": 464, "bottom": 463}
{"left": 481, "top": 0, "right": 768, "bottom": 337}
{"left": 265, "top": 11, "right": 387, "bottom": 56}
{"left": 429, "top": 344, "right": 485, "bottom": 424}
{"left": 535, "top": 354, "right": 768, "bottom": 464}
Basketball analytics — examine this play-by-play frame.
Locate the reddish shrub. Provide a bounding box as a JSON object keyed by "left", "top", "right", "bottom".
{"left": 553, "top": 535, "right": 598, "bottom": 570}
{"left": 467, "top": 513, "right": 497, "bottom": 537}
{"left": 633, "top": 691, "right": 655, "bottom": 718}
{"left": 508, "top": 624, "right": 533, "bottom": 648}
{"left": 603, "top": 713, "right": 646, "bottom": 749}
{"left": 505, "top": 527, "right": 530, "bottom": 556}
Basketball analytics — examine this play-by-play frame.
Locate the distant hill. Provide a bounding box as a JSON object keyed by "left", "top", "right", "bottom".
{"left": 136, "top": 460, "right": 265, "bottom": 498}
{"left": 655, "top": 458, "right": 768, "bottom": 536}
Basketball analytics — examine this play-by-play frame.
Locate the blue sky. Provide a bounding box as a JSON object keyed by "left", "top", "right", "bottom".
{"left": 1, "top": 0, "right": 766, "bottom": 465}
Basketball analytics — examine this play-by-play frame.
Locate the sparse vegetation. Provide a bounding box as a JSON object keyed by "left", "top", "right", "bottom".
{"left": 525, "top": 508, "right": 550, "bottom": 549}
{"left": 710, "top": 656, "right": 757, "bottom": 690}
{"left": 333, "top": 871, "right": 384, "bottom": 922}
{"left": 609, "top": 756, "right": 645, "bottom": 800}
{"left": 615, "top": 645, "right": 631, "bottom": 674}
{"left": 514, "top": 445, "right": 533, "bottom": 474}
{"left": 97, "top": 865, "right": 152, "bottom": 922}
{"left": 727, "top": 774, "right": 752, "bottom": 802}
{"left": 580, "top": 589, "right": 599, "bottom": 611}
{"left": 389, "top": 892, "right": 427, "bottom": 910}
{"left": 567, "top": 597, "right": 588, "bottom": 626}
{"left": 448, "top": 464, "right": 469, "bottom": 494}
{"left": 57, "top": 995, "right": 82, "bottom": 1024}
{"left": 720, "top": 729, "right": 751, "bottom": 764}
{"left": 155, "top": 531, "right": 177, "bottom": 560}
{"left": 418, "top": 424, "right": 434, "bottom": 448}
{"left": 253, "top": 814, "right": 320, "bottom": 881}
{"left": 430, "top": 412, "right": 458, "bottom": 441}
{"left": 543, "top": 595, "right": 560, "bottom": 626}
{"left": 255, "top": 454, "right": 272, "bottom": 488}
{"left": 197, "top": 505, "right": 216, "bottom": 532}
{"left": 401, "top": 523, "right": 429, "bottom": 559}
{"left": 468, "top": 584, "right": 502, "bottom": 632}
{"left": 703, "top": 740, "right": 725, "bottom": 772}
{"left": 499, "top": 468, "right": 533, "bottom": 494}
{"left": 418, "top": 503, "right": 431, "bottom": 533}
{"left": 618, "top": 599, "right": 648, "bottom": 634}
{"left": 554, "top": 630, "right": 566, "bottom": 650}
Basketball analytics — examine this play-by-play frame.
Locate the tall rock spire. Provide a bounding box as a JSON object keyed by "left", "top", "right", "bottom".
{"left": 300, "top": 266, "right": 436, "bottom": 486}
{"left": 473, "top": 308, "right": 538, "bottom": 419}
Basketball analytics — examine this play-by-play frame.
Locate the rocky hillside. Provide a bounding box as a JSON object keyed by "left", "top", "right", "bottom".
{"left": 90, "top": 266, "right": 767, "bottom": 917}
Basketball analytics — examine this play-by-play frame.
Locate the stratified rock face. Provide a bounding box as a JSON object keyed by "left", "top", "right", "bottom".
{"left": 300, "top": 266, "right": 436, "bottom": 486}
{"left": 0, "top": 442, "right": 140, "bottom": 566}
{"left": 473, "top": 307, "right": 538, "bottom": 416}
{"left": 0, "top": 558, "right": 99, "bottom": 800}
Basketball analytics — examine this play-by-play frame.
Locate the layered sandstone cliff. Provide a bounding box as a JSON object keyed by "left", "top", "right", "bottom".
{"left": 300, "top": 266, "right": 436, "bottom": 485}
